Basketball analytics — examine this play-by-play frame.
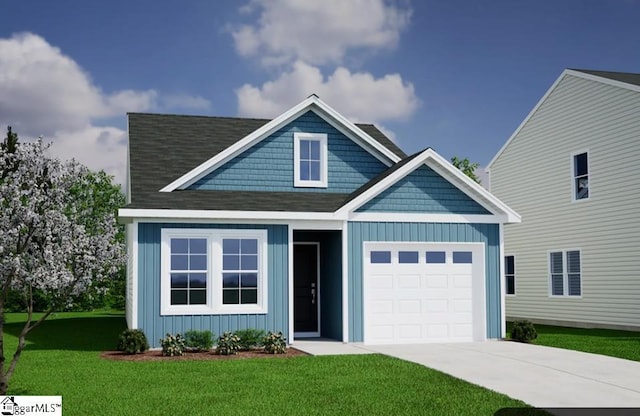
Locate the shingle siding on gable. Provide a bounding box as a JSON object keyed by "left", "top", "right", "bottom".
{"left": 188, "top": 111, "right": 388, "bottom": 193}
{"left": 357, "top": 165, "right": 490, "bottom": 214}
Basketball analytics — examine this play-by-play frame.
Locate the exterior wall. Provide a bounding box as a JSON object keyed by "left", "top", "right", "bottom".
{"left": 189, "top": 111, "right": 387, "bottom": 193}
{"left": 347, "top": 222, "right": 501, "bottom": 342}
{"left": 125, "top": 223, "right": 135, "bottom": 328}
{"left": 294, "top": 231, "right": 343, "bottom": 340}
{"left": 357, "top": 165, "right": 489, "bottom": 214}
{"left": 490, "top": 74, "right": 640, "bottom": 328}
{"left": 137, "top": 223, "right": 288, "bottom": 347}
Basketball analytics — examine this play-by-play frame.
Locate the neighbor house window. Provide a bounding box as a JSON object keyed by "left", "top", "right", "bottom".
{"left": 161, "top": 229, "right": 268, "bottom": 315}
{"left": 572, "top": 152, "right": 589, "bottom": 200}
{"left": 505, "top": 255, "right": 515, "bottom": 295}
{"left": 294, "top": 132, "right": 327, "bottom": 188}
{"left": 549, "top": 250, "right": 581, "bottom": 297}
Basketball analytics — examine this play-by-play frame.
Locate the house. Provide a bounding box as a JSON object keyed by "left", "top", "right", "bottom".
{"left": 118, "top": 95, "right": 520, "bottom": 347}
{"left": 487, "top": 69, "right": 640, "bottom": 330}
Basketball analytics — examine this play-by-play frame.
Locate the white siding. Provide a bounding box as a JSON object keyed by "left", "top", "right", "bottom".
{"left": 490, "top": 74, "right": 640, "bottom": 328}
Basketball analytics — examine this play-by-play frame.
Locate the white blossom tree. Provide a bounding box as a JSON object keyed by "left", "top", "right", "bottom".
{"left": 0, "top": 127, "right": 125, "bottom": 394}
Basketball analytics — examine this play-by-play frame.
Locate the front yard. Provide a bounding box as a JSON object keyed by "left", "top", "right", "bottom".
{"left": 5, "top": 312, "right": 530, "bottom": 415}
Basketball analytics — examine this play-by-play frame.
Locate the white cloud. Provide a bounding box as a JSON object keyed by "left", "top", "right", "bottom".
{"left": 236, "top": 61, "right": 419, "bottom": 126}
{"left": 231, "top": 0, "right": 411, "bottom": 66}
{"left": 0, "top": 32, "right": 211, "bottom": 184}
{"left": 159, "top": 93, "right": 213, "bottom": 112}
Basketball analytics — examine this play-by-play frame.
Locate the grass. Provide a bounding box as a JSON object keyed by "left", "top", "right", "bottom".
{"left": 2, "top": 312, "right": 534, "bottom": 415}
{"left": 507, "top": 321, "right": 640, "bottom": 361}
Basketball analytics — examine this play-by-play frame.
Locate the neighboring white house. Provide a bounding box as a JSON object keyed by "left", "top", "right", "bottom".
{"left": 487, "top": 69, "right": 640, "bottom": 330}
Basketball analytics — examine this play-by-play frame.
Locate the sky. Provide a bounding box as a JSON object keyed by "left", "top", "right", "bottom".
{"left": 0, "top": 0, "right": 639, "bottom": 185}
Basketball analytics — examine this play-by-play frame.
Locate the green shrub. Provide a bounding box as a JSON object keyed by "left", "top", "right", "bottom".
{"left": 117, "top": 329, "right": 149, "bottom": 354}
{"left": 236, "top": 328, "right": 266, "bottom": 351}
{"left": 184, "top": 330, "right": 214, "bottom": 352}
{"left": 263, "top": 331, "right": 287, "bottom": 354}
{"left": 160, "top": 333, "right": 186, "bottom": 356}
{"left": 510, "top": 320, "right": 538, "bottom": 343}
{"left": 216, "top": 332, "right": 240, "bottom": 355}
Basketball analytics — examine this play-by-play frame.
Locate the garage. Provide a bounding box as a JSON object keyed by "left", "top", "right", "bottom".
{"left": 363, "top": 242, "right": 486, "bottom": 344}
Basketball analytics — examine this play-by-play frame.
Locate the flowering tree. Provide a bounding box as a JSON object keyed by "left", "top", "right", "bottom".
{"left": 451, "top": 156, "right": 481, "bottom": 183}
{"left": 0, "top": 127, "right": 125, "bottom": 394}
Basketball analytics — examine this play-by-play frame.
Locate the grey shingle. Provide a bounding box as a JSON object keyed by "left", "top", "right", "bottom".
{"left": 571, "top": 69, "right": 640, "bottom": 87}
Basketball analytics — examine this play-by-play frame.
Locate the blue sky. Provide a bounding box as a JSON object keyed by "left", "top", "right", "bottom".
{"left": 0, "top": 0, "right": 638, "bottom": 184}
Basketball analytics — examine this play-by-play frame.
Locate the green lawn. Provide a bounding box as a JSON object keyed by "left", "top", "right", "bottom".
{"left": 3, "top": 312, "right": 533, "bottom": 415}
{"left": 507, "top": 322, "right": 640, "bottom": 362}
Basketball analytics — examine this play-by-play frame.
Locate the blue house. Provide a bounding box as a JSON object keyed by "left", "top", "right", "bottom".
{"left": 119, "top": 95, "right": 520, "bottom": 347}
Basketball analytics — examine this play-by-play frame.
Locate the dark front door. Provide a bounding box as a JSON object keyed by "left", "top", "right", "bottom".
{"left": 294, "top": 243, "right": 319, "bottom": 333}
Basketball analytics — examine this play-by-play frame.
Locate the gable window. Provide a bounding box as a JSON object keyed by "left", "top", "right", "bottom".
{"left": 549, "top": 250, "right": 581, "bottom": 297}
{"left": 161, "top": 229, "right": 268, "bottom": 315}
{"left": 572, "top": 152, "right": 589, "bottom": 200}
{"left": 294, "top": 132, "right": 327, "bottom": 188}
{"left": 505, "top": 255, "right": 515, "bottom": 295}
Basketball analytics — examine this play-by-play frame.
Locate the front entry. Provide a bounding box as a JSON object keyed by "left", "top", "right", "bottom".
{"left": 294, "top": 243, "right": 319, "bottom": 337}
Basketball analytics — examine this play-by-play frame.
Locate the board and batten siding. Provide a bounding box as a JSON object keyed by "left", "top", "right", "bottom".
{"left": 490, "top": 74, "right": 640, "bottom": 328}
{"left": 357, "top": 165, "right": 490, "bottom": 214}
{"left": 136, "top": 223, "right": 288, "bottom": 347}
{"left": 188, "top": 110, "right": 387, "bottom": 193}
{"left": 347, "top": 222, "right": 501, "bottom": 342}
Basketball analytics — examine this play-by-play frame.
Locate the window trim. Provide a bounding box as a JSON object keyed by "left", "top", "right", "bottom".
{"left": 571, "top": 150, "right": 590, "bottom": 202}
{"left": 160, "top": 228, "right": 268, "bottom": 315}
{"left": 293, "top": 132, "right": 328, "bottom": 188}
{"left": 505, "top": 254, "right": 515, "bottom": 296}
{"left": 548, "top": 249, "right": 582, "bottom": 298}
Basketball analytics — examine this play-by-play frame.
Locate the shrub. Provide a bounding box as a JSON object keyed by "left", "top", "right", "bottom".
{"left": 510, "top": 320, "right": 538, "bottom": 343}
{"left": 263, "top": 331, "right": 287, "bottom": 354}
{"left": 160, "top": 333, "right": 186, "bottom": 356}
{"left": 117, "top": 329, "right": 149, "bottom": 354}
{"left": 235, "top": 328, "right": 266, "bottom": 351}
{"left": 184, "top": 330, "right": 214, "bottom": 352}
{"left": 216, "top": 332, "right": 241, "bottom": 355}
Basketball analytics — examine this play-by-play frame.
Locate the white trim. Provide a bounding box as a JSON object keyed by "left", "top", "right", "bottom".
{"left": 571, "top": 149, "right": 590, "bottom": 203}
{"left": 341, "top": 222, "right": 349, "bottom": 343}
{"left": 128, "top": 221, "right": 139, "bottom": 329}
{"left": 119, "top": 208, "right": 344, "bottom": 222}
{"left": 499, "top": 224, "right": 506, "bottom": 338}
{"left": 548, "top": 248, "right": 583, "bottom": 298}
{"left": 293, "top": 242, "right": 321, "bottom": 338}
{"left": 287, "top": 226, "right": 294, "bottom": 343}
{"left": 349, "top": 212, "right": 508, "bottom": 224}
{"left": 487, "top": 69, "right": 640, "bottom": 171}
{"left": 294, "top": 132, "right": 328, "bottom": 188}
{"left": 160, "top": 228, "right": 269, "bottom": 315}
{"left": 159, "top": 95, "right": 400, "bottom": 192}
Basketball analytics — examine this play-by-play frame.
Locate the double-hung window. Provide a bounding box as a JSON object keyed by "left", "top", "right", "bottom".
{"left": 549, "top": 250, "right": 581, "bottom": 297}
{"left": 161, "top": 229, "right": 268, "bottom": 315}
{"left": 294, "top": 132, "right": 327, "bottom": 188}
{"left": 572, "top": 152, "right": 589, "bottom": 201}
{"left": 505, "top": 255, "right": 515, "bottom": 295}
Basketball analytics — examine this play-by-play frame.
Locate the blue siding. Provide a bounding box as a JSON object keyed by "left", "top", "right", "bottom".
{"left": 188, "top": 111, "right": 387, "bottom": 193}
{"left": 357, "top": 165, "right": 490, "bottom": 214}
{"left": 137, "top": 223, "right": 288, "bottom": 347}
{"left": 347, "top": 222, "right": 501, "bottom": 342}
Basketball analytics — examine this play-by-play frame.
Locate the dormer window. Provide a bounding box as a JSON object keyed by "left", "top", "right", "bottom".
{"left": 294, "top": 132, "right": 327, "bottom": 188}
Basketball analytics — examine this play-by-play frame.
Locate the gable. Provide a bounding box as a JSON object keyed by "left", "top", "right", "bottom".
{"left": 356, "top": 165, "right": 490, "bottom": 214}
{"left": 187, "top": 111, "right": 388, "bottom": 193}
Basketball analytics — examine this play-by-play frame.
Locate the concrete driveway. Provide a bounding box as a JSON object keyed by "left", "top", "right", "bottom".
{"left": 364, "top": 341, "right": 640, "bottom": 408}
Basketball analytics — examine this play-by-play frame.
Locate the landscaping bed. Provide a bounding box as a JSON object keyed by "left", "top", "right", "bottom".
{"left": 101, "top": 347, "right": 307, "bottom": 361}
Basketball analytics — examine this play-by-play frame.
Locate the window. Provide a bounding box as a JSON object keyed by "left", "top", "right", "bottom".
{"left": 425, "top": 251, "right": 446, "bottom": 264}
{"left": 453, "top": 251, "right": 473, "bottom": 264}
{"left": 549, "top": 250, "right": 581, "bottom": 297}
{"left": 370, "top": 251, "right": 391, "bottom": 264}
{"left": 294, "top": 132, "right": 327, "bottom": 188}
{"left": 572, "top": 152, "right": 589, "bottom": 200}
{"left": 505, "top": 255, "right": 515, "bottom": 295}
{"left": 398, "top": 251, "right": 419, "bottom": 263}
{"left": 161, "top": 229, "right": 268, "bottom": 315}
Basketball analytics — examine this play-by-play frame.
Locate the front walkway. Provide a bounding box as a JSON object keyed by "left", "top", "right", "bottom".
{"left": 293, "top": 339, "right": 374, "bottom": 356}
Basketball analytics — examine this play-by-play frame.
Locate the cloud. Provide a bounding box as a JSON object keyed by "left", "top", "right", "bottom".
{"left": 236, "top": 61, "right": 419, "bottom": 125}
{"left": 159, "top": 93, "right": 213, "bottom": 112}
{"left": 0, "top": 32, "right": 211, "bottom": 184}
{"left": 231, "top": 0, "right": 411, "bottom": 66}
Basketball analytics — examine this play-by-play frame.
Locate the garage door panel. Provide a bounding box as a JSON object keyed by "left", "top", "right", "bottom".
{"left": 398, "top": 299, "right": 421, "bottom": 314}
{"left": 369, "top": 274, "right": 394, "bottom": 289}
{"left": 424, "top": 299, "right": 448, "bottom": 313}
{"left": 397, "top": 275, "right": 420, "bottom": 288}
{"left": 425, "top": 274, "right": 448, "bottom": 288}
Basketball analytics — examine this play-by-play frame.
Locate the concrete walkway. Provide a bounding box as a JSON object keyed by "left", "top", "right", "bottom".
{"left": 365, "top": 342, "right": 640, "bottom": 408}
{"left": 293, "top": 339, "right": 374, "bottom": 356}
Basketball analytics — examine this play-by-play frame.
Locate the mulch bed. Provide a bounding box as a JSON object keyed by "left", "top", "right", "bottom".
{"left": 101, "top": 348, "right": 308, "bottom": 362}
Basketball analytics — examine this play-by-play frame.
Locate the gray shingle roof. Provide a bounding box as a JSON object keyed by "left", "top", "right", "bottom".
{"left": 127, "top": 112, "right": 405, "bottom": 211}
{"left": 572, "top": 69, "right": 640, "bottom": 87}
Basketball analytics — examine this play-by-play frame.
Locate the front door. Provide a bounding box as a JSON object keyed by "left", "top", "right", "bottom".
{"left": 294, "top": 243, "right": 319, "bottom": 336}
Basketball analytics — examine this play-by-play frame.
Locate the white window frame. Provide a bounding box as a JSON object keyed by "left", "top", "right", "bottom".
{"left": 294, "top": 132, "right": 328, "bottom": 188}
{"left": 548, "top": 249, "right": 582, "bottom": 298}
{"left": 571, "top": 150, "right": 590, "bottom": 202}
{"left": 505, "top": 254, "right": 516, "bottom": 296}
{"left": 160, "top": 228, "right": 268, "bottom": 315}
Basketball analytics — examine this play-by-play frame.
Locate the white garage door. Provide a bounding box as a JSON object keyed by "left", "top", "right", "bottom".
{"left": 363, "top": 243, "right": 486, "bottom": 344}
